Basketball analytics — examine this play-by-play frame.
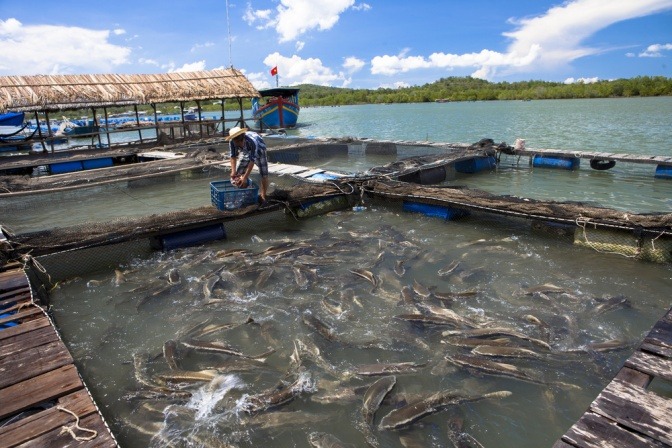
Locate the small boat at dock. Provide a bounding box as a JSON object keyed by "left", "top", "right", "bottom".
{"left": 252, "top": 87, "right": 300, "bottom": 130}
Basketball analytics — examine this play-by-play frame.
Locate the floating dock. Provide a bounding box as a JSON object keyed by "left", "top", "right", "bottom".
{"left": 554, "top": 306, "right": 672, "bottom": 448}
{"left": 0, "top": 266, "right": 118, "bottom": 448}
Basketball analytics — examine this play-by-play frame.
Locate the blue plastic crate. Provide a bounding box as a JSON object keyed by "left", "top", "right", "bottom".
{"left": 210, "top": 180, "right": 259, "bottom": 210}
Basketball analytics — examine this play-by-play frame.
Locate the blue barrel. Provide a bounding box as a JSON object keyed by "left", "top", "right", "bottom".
{"left": 654, "top": 164, "right": 672, "bottom": 179}
{"left": 403, "top": 201, "right": 467, "bottom": 220}
{"left": 160, "top": 224, "right": 226, "bottom": 251}
{"left": 532, "top": 155, "right": 580, "bottom": 170}
{"left": 454, "top": 156, "right": 497, "bottom": 173}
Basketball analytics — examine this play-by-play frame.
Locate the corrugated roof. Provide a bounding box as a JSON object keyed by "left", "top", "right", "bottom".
{"left": 0, "top": 68, "right": 260, "bottom": 113}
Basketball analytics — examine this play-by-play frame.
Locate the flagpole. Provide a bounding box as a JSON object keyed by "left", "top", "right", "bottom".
{"left": 276, "top": 73, "right": 279, "bottom": 87}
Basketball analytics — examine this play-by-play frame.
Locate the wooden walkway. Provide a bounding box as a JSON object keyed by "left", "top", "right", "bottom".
{"left": 554, "top": 306, "right": 672, "bottom": 448}
{"left": 0, "top": 266, "right": 118, "bottom": 448}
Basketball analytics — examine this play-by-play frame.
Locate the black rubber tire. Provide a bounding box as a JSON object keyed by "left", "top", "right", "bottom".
{"left": 590, "top": 159, "right": 616, "bottom": 170}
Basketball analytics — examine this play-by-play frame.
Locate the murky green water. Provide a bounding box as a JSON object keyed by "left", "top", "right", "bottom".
{"left": 4, "top": 98, "right": 672, "bottom": 447}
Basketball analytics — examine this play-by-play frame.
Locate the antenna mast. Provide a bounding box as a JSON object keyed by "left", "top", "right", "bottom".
{"left": 225, "top": 0, "right": 233, "bottom": 67}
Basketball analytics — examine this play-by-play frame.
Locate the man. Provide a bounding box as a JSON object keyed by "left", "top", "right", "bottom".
{"left": 226, "top": 126, "right": 269, "bottom": 203}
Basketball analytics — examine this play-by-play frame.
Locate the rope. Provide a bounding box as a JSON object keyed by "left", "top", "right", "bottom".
{"left": 56, "top": 405, "right": 98, "bottom": 441}
{"left": 575, "top": 216, "right": 638, "bottom": 259}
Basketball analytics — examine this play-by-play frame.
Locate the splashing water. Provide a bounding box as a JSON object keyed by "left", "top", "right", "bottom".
{"left": 186, "top": 374, "right": 245, "bottom": 421}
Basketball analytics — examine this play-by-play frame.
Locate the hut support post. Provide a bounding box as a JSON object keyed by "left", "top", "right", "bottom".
{"left": 134, "top": 105, "right": 143, "bottom": 144}
{"left": 151, "top": 104, "right": 159, "bottom": 143}
{"left": 44, "top": 111, "right": 54, "bottom": 154}
{"left": 92, "top": 108, "right": 102, "bottom": 148}
{"left": 220, "top": 99, "right": 225, "bottom": 135}
{"left": 180, "top": 101, "right": 186, "bottom": 139}
{"left": 34, "top": 111, "right": 47, "bottom": 153}
{"left": 196, "top": 100, "right": 203, "bottom": 138}
{"left": 103, "top": 106, "right": 111, "bottom": 148}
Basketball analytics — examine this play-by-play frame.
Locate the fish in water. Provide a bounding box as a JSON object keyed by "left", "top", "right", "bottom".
{"left": 350, "top": 268, "right": 378, "bottom": 288}
{"left": 166, "top": 268, "right": 180, "bottom": 285}
{"left": 437, "top": 260, "right": 460, "bottom": 277}
{"left": 302, "top": 312, "right": 338, "bottom": 342}
{"left": 354, "top": 362, "right": 426, "bottom": 376}
{"left": 163, "top": 339, "right": 180, "bottom": 370}
{"left": 445, "top": 353, "right": 547, "bottom": 386}
{"left": 411, "top": 279, "right": 432, "bottom": 299}
{"left": 362, "top": 375, "right": 396, "bottom": 426}
{"left": 114, "top": 269, "right": 126, "bottom": 285}
{"left": 442, "top": 327, "right": 552, "bottom": 351}
{"left": 378, "top": 389, "right": 511, "bottom": 430}
{"left": 308, "top": 432, "right": 355, "bottom": 448}
{"left": 394, "top": 259, "right": 406, "bottom": 277}
{"left": 154, "top": 369, "right": 218, "bottom": 384}
{"left": 471, "top": 345, "right": 544, "bottom": 359}
{"left": 593, "top": 295, "right": 632, "bottom": 314}
{"left": 400, "top": 285, "right": 415, "bottom": 304}
{"left": 243, "top": 371, "right": 314, "bottom": 414}
{"left": 524, "top": 283, "right": 567, "bottom": 295}
{"left": 181, "top": 339, "right": 275, "bottom": 362}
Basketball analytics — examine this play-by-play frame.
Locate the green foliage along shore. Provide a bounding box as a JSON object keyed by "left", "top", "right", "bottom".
{"left": 295, "top": 75, "right": 672, "bottom": 107}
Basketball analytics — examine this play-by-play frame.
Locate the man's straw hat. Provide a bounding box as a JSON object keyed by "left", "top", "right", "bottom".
{"left": 226, "top": 126, "right": 248, "bottom": 141}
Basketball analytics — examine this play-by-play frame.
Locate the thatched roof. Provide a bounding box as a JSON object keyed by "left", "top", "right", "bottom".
{"left": 0, "top": 68, "right": 260, "bottom": 113}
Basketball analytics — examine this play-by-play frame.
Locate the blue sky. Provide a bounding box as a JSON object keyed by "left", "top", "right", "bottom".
{"left": 1, "top": 0, "right": 671, "bottom": 90}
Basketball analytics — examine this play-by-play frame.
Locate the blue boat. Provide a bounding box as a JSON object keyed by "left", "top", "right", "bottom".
{"left": 0, "top": 111, "right": 35, "bottom": 152}
{"left": 252, "top": 88, "right": 300, "bottom": 129}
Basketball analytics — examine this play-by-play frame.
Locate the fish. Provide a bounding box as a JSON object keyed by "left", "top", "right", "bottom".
{"left": 441, "top": 337, "right": 511, "bottom": 348}
{"left": 471, "top": 345, "right": 543, "bottom": 359}
{"left": 593, "top": 295, "right": 632, "bottom": 314}
{"left": 255, "top": 267, "right": 274, "bottom": 289}
{"left": 433, "top": 289, "right": 478, "bottom": 303}
{"left": 354, "top": 362, "right": 426, "bottom": 376}
{"left": 202, "top": 274, "right": 220, "bottom": 299}
{"left": 181, "top": 339, "right": 275, "bottom": 361}
{"left": 350, "top": 268, "right": 378, "bottom": 288}
{"left": 414, "top": 302, "right": 480, "bottom": 328}
{"left": 394, "top": 260, "right": 406, "bottom": 277}
{"left": 362, "top": 375, "right": 396, "bottom": 426}
{"left": 447, "top": 415, "right": 485, "bottom": 448}
{"left": 179, "top": 316, "right": 254, "bottom": 339}
{"left": 163, "top": 339, "right": 180, "bottom": 370}
{"left": 154, "top": 369, "right": 218, "bottom": 384}
{"left": 322, "top": 296, "right": 345, "bottom": 316}
{"left": 308, "top": 432, "right": 355, "bottom": 448}
{"left": 293, "top": 265, "right": 309, "bottom": 288}
{"left": 166, "top": 268, "right": 180, "bottom": 285}
{"left": 395, "top": 313, "right": 463, "bottom": 327}
{"left": 244, "top": 411, "right": 329, "bottom": 430}
{"left": 114, "top": 269, "right": 126, "bottom": 285}
{"left": 445, "top": 353, "right": 547, "bottom": 385}
{"left": 437, "top": 260, "right": 460, "bottom": 277}
{"left": 400, "top": 285, "right": 415, "bottom": 304}
{"left": 378, "top": 389, "right": 511, "bottom": 430}
{"left": 524, "top": 283, "right": 567, "bottom": 295}
{"left": 411, "top": 279, "right": 432, "bottom": 299}
{"left": 442, "top": 327, "right": 552, "bottom": 351}
{"left": 243, "top": 372, "right": 314, "bottom": 414}
{"left": 302, "top": 312, "right": 338, "bottom": 342}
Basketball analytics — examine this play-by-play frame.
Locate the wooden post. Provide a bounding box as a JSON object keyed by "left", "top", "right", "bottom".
{"left": 152, "top": 104, "right": 160, "bottom": 144}
{"left": 44, "top": 111, "right": 53, "bottom": 154}
{"left": 92, "top": 108, "right": 102, "bottom": 148}
{"left": 34, "top": 111, "right": 47, "bottom": 153}
{"left": 220, "top": 99, "right": 225, "bottom": 135}
{"left": 180, "top": 101, "right": 186, "bottom": 139}
{"left": 134, "top": 105, "right": 143, "bottom": 144}
{"left": 196, "top": 100, "right": 203, "bottom": 138}
{"left": 103, "top": 106, "right": 111, "bottom": 148}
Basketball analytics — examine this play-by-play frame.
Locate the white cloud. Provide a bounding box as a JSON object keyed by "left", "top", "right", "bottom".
{"left": 378, "top": 81, "right": 410, "bottom": 89}
{"left": 0, "top": 18, "right": 131, "bottom": 75}
{"left": 352, "top": 3, "right": 371, "bottom": 11}
{"left": 138, "top": 58, "right": 160, "bottom": 66}
{"left": 191, "top": 42, "right": 215, "bottom": 53}
{"left": 113, "top": 28, "right": 126, "bottom": 36}
{"left": 563, "top": 77, "right": 600, "bottom": 84}
{"left": 169, "top": 60, "right": 207, "bottom": 72}
{"left": 370, "top": 0, "right": 672, "bottom": 80}
{"left": 295, "top": 41, "right": 305, "bottom": 52}
{"left": 639, "top": 43, "right": 672, "bottom": 57}
{"left": 247, "top": 0, "right": 356, "bottom": 43}
{"left": 343, "top": 56, "right": 365, "bottom": 73}
{"left": 262, "top": 52, "right": 351, "bottom": 86}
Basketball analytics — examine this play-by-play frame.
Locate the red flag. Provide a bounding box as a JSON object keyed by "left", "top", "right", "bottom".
{"left": 270, "top": 66, "right": 278, "bottom": 76}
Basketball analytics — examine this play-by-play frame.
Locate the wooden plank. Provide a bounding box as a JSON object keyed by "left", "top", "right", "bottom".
{"left": 0, "top": 389, "right": 98, "bottom": 448}
{"left": 590, "top": 378, "right": 672, "bottom": 445}
{"left": 615, "top": 367, "right": 652, "bottom": 388}
{"left": 561, "top": 411, "right": 667, "bottom": 448}
{"left": 0, "top": 364, "right": 83, "bottom": 420}
{"left": 0, "top": 340, "right": 74, "bottom": 389}
{"left": 15, "top": 413, "right": 117, "bottom": 448}
{"left": 639, "top": 341, "right": 672, "bottom": 359}
{"left": 0, "top": 271, "right": 28, "bottom": 293}
{"left": 0, "top": 325, "right": 59, "bottom": 357}
{"left": 0, "top": 290, "right": 32, "bottom": 307}
{"left": 0, "top": 316, "right": 50, "bottom": 342}
{"left": 624, "top": 350, "right": 672, "bottom": 381}
{"left": 0, "top": 307, "right": 43, "bottom": 327}
{"left": 272, "top": 164, "right": 310, "bottom": 174}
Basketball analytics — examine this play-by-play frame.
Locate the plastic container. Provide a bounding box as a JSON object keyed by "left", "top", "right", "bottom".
{"left": 532, "top": 155, "right": 580, "bottom": 170}
{"left": 210, "top": 180, "right": 259, "bottom": 210}
{"left": 454, "top": 156, "right": 497, "bottom": 174}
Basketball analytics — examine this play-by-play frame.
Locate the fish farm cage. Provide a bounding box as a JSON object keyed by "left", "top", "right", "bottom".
{"left": 2, "top": 138, "right": 670, "bottom": 295}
